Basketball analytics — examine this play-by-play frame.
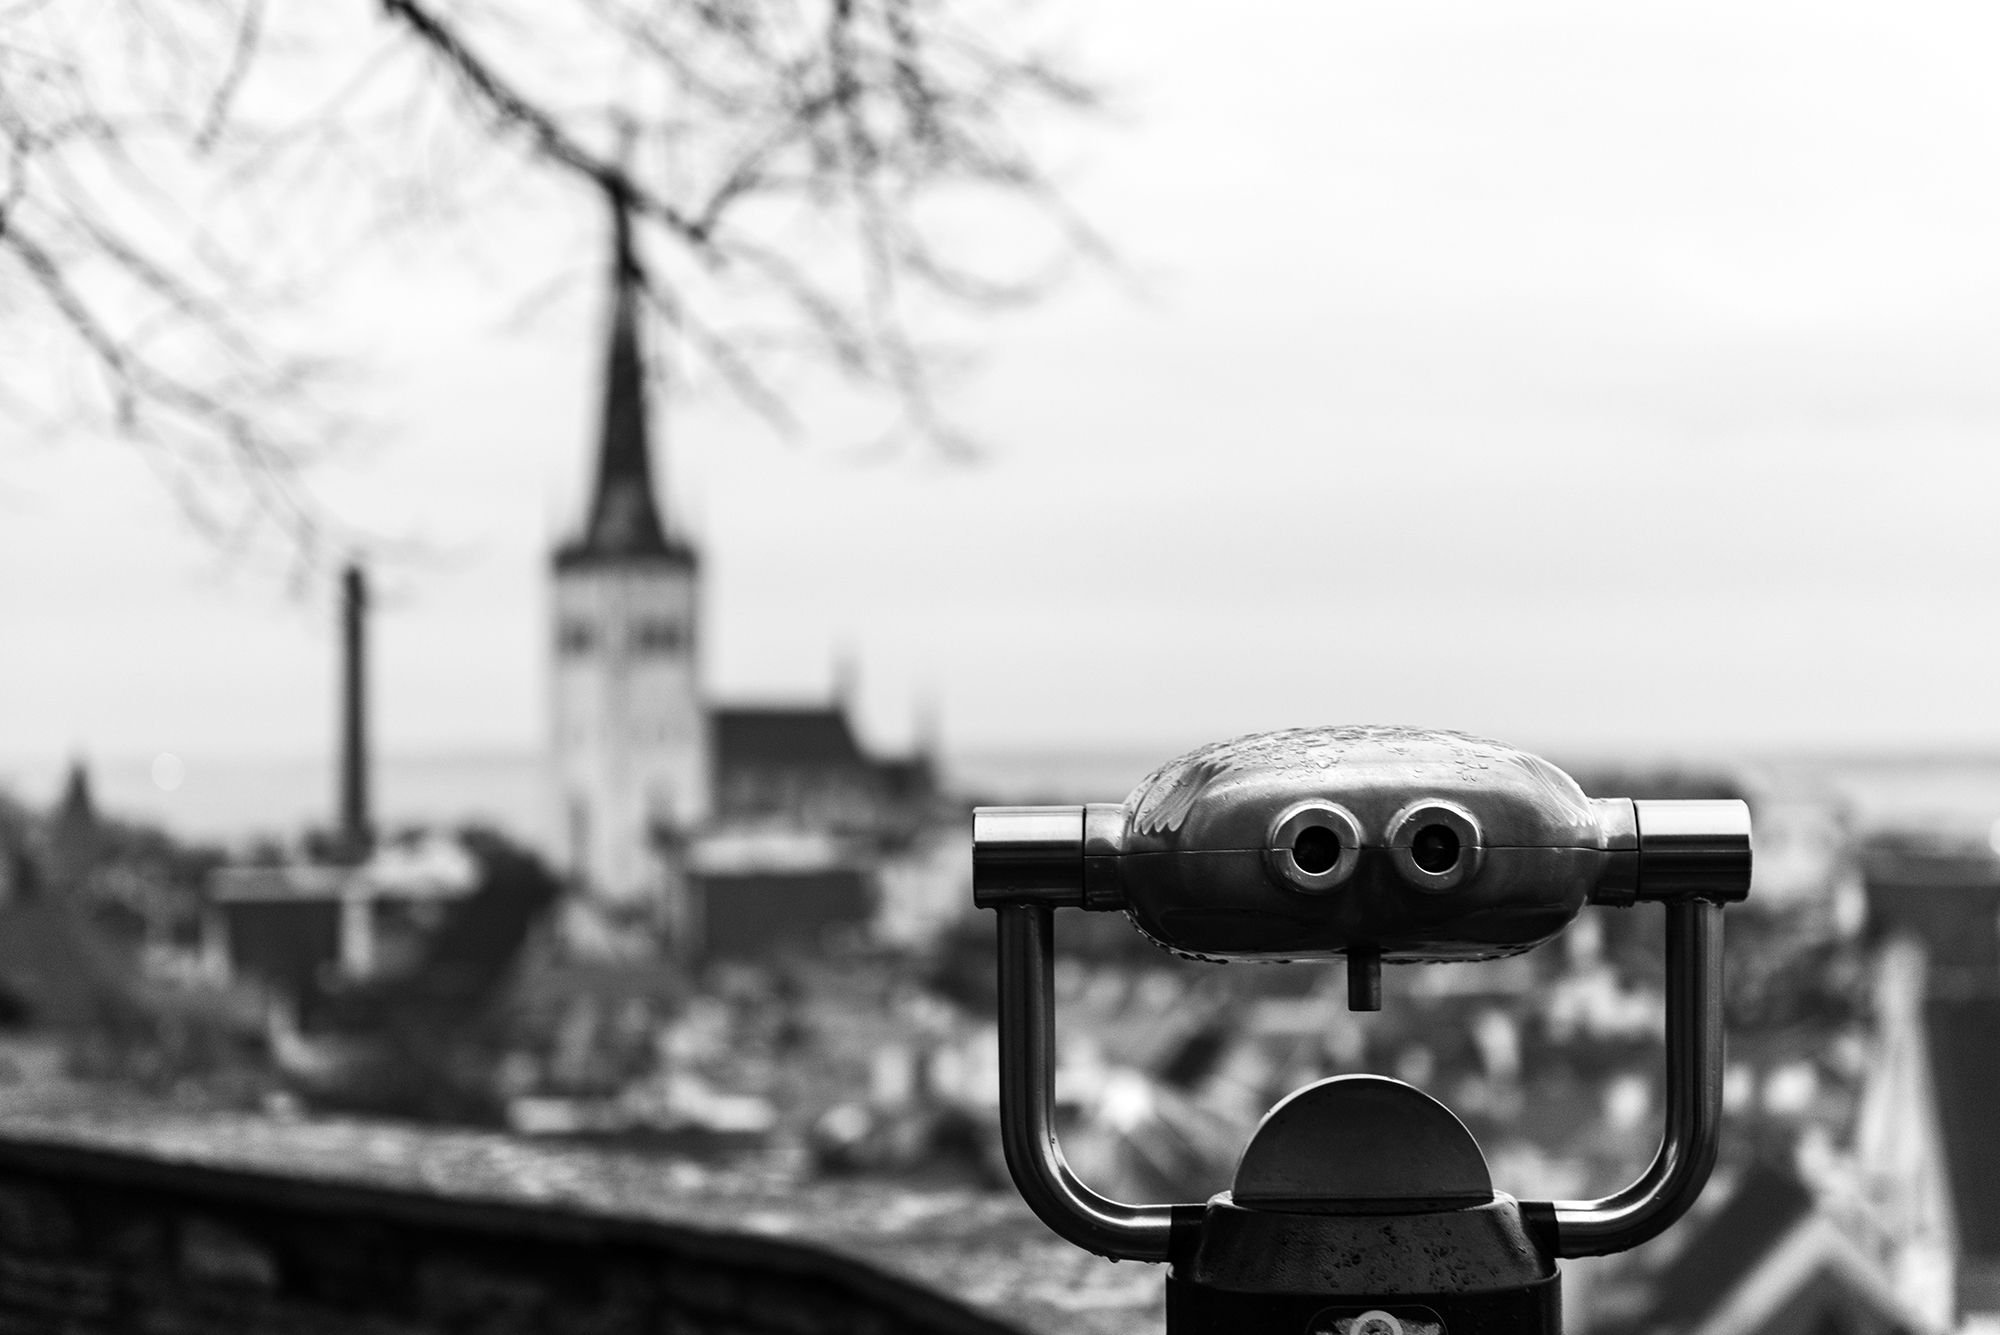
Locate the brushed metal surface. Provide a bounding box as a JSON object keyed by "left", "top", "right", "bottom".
{"left": 1635, "top": 799, "right": 1752, "bottom": 903}
{"left": 1121, "top": 727, "right": 1600, "bottom": 855}
{"left": 1109, "top": 727, "right": 1608, "bottom": 961}
{"left": 971, "top": 806, "right": 1084, "bottom": 908}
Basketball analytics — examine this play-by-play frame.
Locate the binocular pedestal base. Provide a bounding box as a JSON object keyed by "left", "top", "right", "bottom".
{"left": 1160, "top": 1082, "right": 1561, "bottom": 1335}
{"left": 1165, "top": 1271, "right": 1561, "bottom": 1335}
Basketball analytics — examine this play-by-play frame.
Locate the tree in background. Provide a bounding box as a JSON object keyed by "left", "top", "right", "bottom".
{"left": 0, "top": 0, "right": 1097, "bottom": 559}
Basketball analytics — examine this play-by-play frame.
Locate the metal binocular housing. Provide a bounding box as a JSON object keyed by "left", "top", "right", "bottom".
{"left": 972, "top": 726, "right": 1750, "bottom": 1333}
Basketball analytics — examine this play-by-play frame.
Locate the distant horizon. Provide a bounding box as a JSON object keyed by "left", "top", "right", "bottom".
{"left": 23, "top": 733, "right": 2000, "bottom": 773}
{"left": 13, "top": 739, "right": 2000, "bottom": 852}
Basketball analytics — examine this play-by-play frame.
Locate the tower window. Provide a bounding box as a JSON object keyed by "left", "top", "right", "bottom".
{"left": 558, "top": 621, "right": 595, "bottom": 654}
{"left": 567, "top": 797, "right": 589, "bottom": 882}
{"left": 631, "top": 619, "right": 688, "bottom": 654}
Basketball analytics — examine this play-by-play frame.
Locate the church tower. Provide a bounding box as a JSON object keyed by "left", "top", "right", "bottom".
{"left": 550, "top": 204, "right": 707, "bottom": 927}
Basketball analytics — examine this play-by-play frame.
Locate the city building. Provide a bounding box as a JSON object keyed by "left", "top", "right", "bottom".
{"left": 550, "top": 206, "right": 941, "bottom": 960}
{"left": 208, "top": 835, "right": 478, "bottom": 998}
{"left": 1616, "top": 838, "right": 2000, "bottom": 1335}
{"left": 548, "top": 207, "right": 708, "bottom": 930}
{"left": 1607, "top": 1161, "right": 1931, "bottom": 1335}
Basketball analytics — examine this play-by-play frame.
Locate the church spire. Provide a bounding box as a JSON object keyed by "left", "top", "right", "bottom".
{"left": 558, "top": 198, "right": 691, "bottom": 567}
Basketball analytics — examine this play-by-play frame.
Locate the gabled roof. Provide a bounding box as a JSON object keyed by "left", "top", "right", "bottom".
{"left": 1925, "top": 993, "right": 2000, "bottom": 1262}
{"left": 555, "top": 202, "right": 695, "bottom": 572}
{"left": 712, "top": 707, "right": 867, "bottom": 770}
{"left": 1646, "top": 1162, "right": 1816, "bottom": 1331}
{"left": 1615, "top": 1162, "right": 1934, "bottom": 1335}
{"left": 1694, "top": 1221, "right": 1932, "bottom": 1335}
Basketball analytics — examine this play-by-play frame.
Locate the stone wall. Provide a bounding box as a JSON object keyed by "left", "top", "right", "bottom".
{"left": 0, "top": 1134, "right": 1020, "bottom": 1335}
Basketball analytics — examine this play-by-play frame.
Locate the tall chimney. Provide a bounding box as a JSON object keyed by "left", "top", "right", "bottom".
{"left": 340, "top": 562, "right": 371, "bottom": 858}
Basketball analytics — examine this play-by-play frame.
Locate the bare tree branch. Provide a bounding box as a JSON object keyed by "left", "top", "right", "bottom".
{"left": 194, "top": 0, "right": 264, "bottom": 151}
{"left": 378, "top": 0, "right": 712, "bottom": 243}
{"left": 0, "top": 0, "right": 1104, "bottom": 566}
{"left": 372, "top": 0, "right": 1100, "bottom": 454}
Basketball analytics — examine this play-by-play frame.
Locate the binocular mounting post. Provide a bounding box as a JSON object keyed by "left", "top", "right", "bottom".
{"left": 994, "top": 895, "right": 1724, "bottom": 1265}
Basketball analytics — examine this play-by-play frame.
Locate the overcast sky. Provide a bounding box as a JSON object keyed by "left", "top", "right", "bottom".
{"left": 6, "top": 0, "right": 2000, "bottom": 793}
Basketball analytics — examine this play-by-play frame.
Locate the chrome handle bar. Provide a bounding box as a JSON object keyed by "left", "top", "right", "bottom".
{"left": 996, "top": 903, "right": 1197, "bottom": 1262}
{"left": 991, "top": 896, "right": 1724, "bottom": 1263}
{"left": 1536, "top": 899, "right": 1724, "bottom": 1256}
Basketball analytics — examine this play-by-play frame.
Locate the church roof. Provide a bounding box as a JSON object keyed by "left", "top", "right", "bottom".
{"left": 712, "top": 707, "right": 868, "bottom": 770}
{"left": 555, "top": 202, "right": 696, "bottom": 572}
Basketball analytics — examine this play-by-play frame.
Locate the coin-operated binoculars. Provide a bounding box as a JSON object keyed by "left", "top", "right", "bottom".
{"left": 973, "top": 726, "right": 1750, "bottom": 1335}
